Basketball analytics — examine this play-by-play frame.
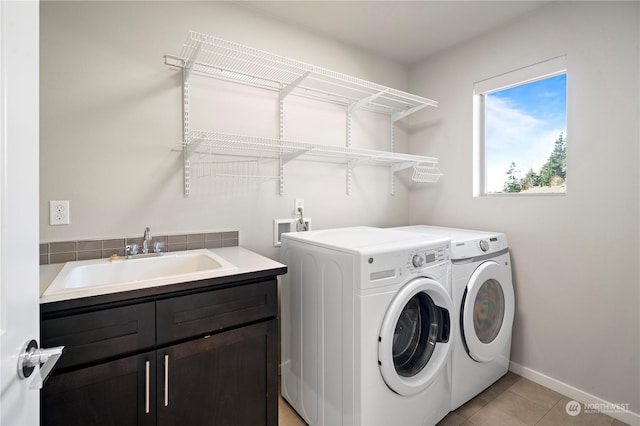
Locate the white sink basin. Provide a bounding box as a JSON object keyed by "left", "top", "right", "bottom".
{"left": 43, "top": 249, "right": 238, "bottom": 297}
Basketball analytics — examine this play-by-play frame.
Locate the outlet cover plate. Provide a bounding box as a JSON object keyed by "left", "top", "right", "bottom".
{"left": 50, "top": 200, "right": 70, "bottom": 225}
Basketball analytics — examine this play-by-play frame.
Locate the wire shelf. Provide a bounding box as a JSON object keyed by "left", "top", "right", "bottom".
{"left": 165, "top": 31, "right": 437, "bottom": 116}
{"left": 182, "top": 131, "right": 439, "bottom": 174}
{"left": 166, "top": 31, "right": 443, "bottom": 195}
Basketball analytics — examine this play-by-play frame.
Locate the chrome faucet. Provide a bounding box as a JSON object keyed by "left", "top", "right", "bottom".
{"left": 142, "top": 227, "right": 151, "bottom": 254}
{"left": 125, "top": 227, "right": 163, "bottom": 259}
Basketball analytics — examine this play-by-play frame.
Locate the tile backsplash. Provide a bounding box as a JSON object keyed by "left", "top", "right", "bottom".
{"left": 40, "top": 231, "right": 239, "bottom": 265}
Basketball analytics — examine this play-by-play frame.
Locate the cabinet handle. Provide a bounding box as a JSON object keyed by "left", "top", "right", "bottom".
{"left": 145, "top": 361, "right": 150, "bottom": 414}
{"left": 164, "top": 354, "right": 169, "bottom": 407}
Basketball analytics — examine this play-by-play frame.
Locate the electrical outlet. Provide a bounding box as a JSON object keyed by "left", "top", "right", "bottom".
{"left": 294, "top": 198, "right": 304, "bottom": 213}
{"left": 50, "top": 200, "right": 70, "bottom": 225}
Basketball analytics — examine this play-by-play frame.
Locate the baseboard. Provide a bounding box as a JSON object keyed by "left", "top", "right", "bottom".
{"left": 509, "top": 361, "right": 640, "bottom": 425}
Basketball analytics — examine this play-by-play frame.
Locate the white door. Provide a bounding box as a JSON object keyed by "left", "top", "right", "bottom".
{"left": 462, "top": 260, "right": 515, "bottom": 363}
{"left": 378, "top": 277, "right": 453, "bottom": 396}
{"left": 0, "top": 0, "right": 41, "bottom": 424}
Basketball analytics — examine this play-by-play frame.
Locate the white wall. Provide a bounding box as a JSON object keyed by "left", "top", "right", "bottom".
{"left": 39, "top": 1, "right": 412, "bottom": 258}
{"left": 409, "top": 1, "right": 639, "bottom": 415}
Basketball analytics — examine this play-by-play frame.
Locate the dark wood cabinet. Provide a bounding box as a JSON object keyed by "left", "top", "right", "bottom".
{"left": 42, "top": 351, "right": 156, "bottom": 426}
{"left": 157, "top": 319, "right": 277, "bottom": 426}
{"left": 41, "top": 277, "right": 279, "bottom": 426}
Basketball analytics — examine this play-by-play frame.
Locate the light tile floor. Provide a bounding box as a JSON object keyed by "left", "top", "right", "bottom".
{"left": 278, "top": 372, "right": 630, "bottom": 426}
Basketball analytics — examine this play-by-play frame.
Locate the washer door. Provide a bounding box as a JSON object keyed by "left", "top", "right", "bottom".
{"left": 378, "top": 277, "right": 453, "bottom": 396}
{"left": 462, "top": 260, "right": 514, "bottom": 362}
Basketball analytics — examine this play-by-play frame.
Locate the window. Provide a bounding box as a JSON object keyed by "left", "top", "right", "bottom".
{"left": 473, "top": 56, "right": 567, "bottom": 196}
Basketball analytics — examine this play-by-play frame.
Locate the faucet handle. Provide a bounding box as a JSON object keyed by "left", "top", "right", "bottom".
{"left": 153, "top": 241, "right": 165, "bottom": 254}
{"left": 126, "top": 244, "right": 139, "bottom": 256}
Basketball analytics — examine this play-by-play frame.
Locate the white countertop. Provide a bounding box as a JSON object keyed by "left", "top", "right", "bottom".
{"left": 40, "top": 246, "right": 286, "bottom": 304}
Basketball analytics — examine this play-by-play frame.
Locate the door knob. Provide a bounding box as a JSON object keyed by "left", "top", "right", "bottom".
{"left": 17, "top": 339, "right": 64, "bottom": 389}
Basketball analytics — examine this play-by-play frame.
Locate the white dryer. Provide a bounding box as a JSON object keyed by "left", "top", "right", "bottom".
{"left": 394, "top": 225, "right": 515, "bottom": 410}
{"left": 280, "top": 227, "right": 453, "bottom": 425}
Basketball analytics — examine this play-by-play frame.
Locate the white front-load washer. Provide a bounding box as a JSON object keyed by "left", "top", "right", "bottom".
{"left": 393, "top": 225, "right": 515, "bottom": 410}
{"left": 280, "top": 227, "right": 453, "bottom": 425}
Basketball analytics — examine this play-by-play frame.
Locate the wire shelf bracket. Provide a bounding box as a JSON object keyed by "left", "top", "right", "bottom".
{"left": 280, "top": 71, "right": 311, "bottom": 101}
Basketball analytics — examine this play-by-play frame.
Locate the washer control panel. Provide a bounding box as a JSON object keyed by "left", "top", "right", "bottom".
{"left": 407, "top": 245, "right": 449, "bottom": 271}
{"left": 363, "top": 241, "right": 450, "bottom": 289}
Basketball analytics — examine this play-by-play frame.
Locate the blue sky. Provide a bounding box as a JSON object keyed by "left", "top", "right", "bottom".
{"left": 485, "top": 74, "right": 566, "bottom": 192}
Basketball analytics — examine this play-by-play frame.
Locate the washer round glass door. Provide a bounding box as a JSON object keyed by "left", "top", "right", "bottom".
{"left": 462, "top": 259, "right": 515, "bottom": 362}
{"left": 378, "top": 277, "right": 453, "bottom": 396}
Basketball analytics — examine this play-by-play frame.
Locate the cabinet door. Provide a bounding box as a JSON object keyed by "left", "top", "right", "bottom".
{"left": 157, "top": 319, "right": 278, "bottom": 426}
{"left": 41, "top": 352, "right": 156, "bottom": 426}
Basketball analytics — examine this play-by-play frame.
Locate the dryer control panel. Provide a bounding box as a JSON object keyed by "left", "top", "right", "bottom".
{"left": 451, "top": 234, "right": 508, "bottom": 259}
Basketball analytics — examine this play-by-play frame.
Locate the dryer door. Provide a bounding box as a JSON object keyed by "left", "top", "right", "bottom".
{"left": 462, "top": 260, "right": 514, "bottom": 362}
{"left": 378, "top": 277, "right": 453, "bottom": 396}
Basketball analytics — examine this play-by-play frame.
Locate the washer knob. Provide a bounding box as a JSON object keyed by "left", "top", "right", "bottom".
{"left": 412, "top": 254, "right": 425, "bottom": 268}
{"left": 479, "top": 240, "right": 489, "bottom": 252}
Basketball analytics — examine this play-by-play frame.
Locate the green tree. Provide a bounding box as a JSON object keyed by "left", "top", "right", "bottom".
{"left": 520, "top": 168, "right": 541, "bottom": 191}
{"left": 502, "top": 132, "right": 566, "bottom": 192}
{"left": 540, "top": 133, "right": 566, "bottom": 186}
{"left": 503, "top": 162, "right": 521, "bottom": 193}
